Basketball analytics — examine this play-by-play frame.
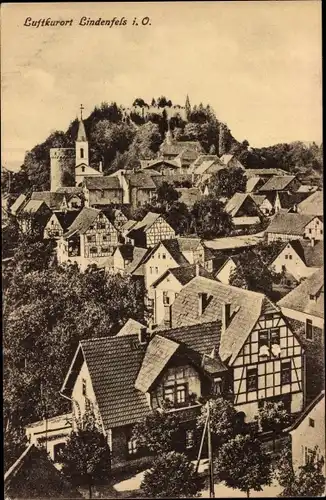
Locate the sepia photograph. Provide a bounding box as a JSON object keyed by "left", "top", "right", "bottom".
{"left": 1, "top": 1, "right": 324, "bottom": 498}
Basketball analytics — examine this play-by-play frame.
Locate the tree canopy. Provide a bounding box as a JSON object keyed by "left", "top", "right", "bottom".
{"left": 209, "top": 167, "right": 246, "bottom": 199}
{"left": 191, "top": 196, "right": 234, "bottom": 239}
{"left": 140, "top": 451, "right": 202, "bottom": 498}
{"left": 132, "top": 409, "right": 181, "bottom": 454}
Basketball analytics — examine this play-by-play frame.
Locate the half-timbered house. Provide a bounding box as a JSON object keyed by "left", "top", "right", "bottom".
{"left": 57, "top": 207, "right": 119, "bottom": 271}
{"left": 158, "top": 276, "right": 305, "bottom": 420}
{"left": 43, "top": 211, "right": 80, "bottom": 239}
{"left": 266, "top": 213, "right": 324, "bottom": 243}
{"left": 126, "top": 212, "right": 175, "bottom": 248}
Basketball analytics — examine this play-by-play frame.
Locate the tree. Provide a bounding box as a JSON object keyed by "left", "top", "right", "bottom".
{"left": 132, "top": 98, "right": 148, "bottom": 107}
{"left": 140, "top": 452, "right": 201, "bottom": 498}
{"left": 256, "top": 400, "right": 290, "bottom": 451}
{"left": 155, "top": 181, "right": 180, "bottom": 206}
{"left": 215, "top": 434, "right": 272, "bottom": 497}
{"left": 276, "top": 447, "right": 325, "bottom": 497}
{"left": 4, "top": 424, "right": 28, "bottom": 472}
{"left": 209, "top": 167, "right": 246, "bottom": 199}
{"left": 191, "top": 196, "right": 234, "bottom": 239}
{"left": 132, "top": 409, "right": 181, "bottom": 454}
{"left": 197, "top": 397, "right": 247, "bottom": 450}
{"left": 60, "top": 410, "right": 111, "bottom": 499}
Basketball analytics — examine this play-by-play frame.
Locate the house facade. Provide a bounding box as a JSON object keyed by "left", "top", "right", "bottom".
{"left": 288, "top": 391, "right": 325, "bottom": 475}
{"left": 278, "top": 268, "right": 324, "bottom": 403}
{"left": 126, "top": 212, "right": 176, "bottom": 248}
{"left": 159, "top": 277, "right": 305, "bottom": 421}
{"left": 57, "top": 207, "right": 119, "bottom": 271}
{"left": 83, "top": 177, "right": 124, "bottom": 207}
{"left": 43, "top": 212, "right": 80, "bottom": 239}
{"left": 270, "top": 240, "right": 323, "bottom": 282}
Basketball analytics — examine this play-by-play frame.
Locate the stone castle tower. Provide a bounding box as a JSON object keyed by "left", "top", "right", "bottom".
{"left": 50, "top": 148, "right": 75, "bottom": 192}
{"left": 50, "top": 105, "right": 89, "bottom": 191}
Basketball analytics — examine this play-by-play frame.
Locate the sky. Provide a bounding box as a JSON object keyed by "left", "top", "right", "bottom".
{"left": 1, "top": 1, "right": 322, "bottom": 171}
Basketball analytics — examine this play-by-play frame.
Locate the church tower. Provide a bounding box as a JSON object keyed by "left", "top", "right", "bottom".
{"left": 75, "top": 104, "right": 89, "bottom": 167}
{"left": 165, "top": 118, "right": 174, "bottom": 146}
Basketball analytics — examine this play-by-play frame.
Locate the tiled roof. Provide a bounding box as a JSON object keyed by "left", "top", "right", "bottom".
{"left": 224, "top": 193, "right": 251, "bottom": 216}
{"left": 116, "top": 244, "right": 135, "bottom": 262}
{"left": 246, "top": 177, "right": 263, "bottom": 193}
{"left": 129, "top": 212, "right": 162, "bottom": 233}
{"left": 10, "top": 194, "right": 27, "bottom": 215}
{"left": 232, "top": 216, "right": 260, "bottom": 227}
{"left": 278, "top": 267, "right": 324, "bottom": 319}
{"left": 116, "top": 318, "right": 146, "bottom": 337}
{"left": 160, "top": 321, "right": 222, "bottom": 358}
{"left": 135, "top": 336, "right": 180, "bottom": 392}
{"left": 176, "top": 236, "right": 202, "bottom": 252}
{"left": 56, "top": 187, "right": 83, "bottom": 195}
{"left": 159, "top": 239, "right": 190, "bottom": 265}
{"left": 145, "top": 159, "right": 179, "bottom": 170}
{"left": 259, "top": 175, "right": 297, "bottom": 192}
{"left": 164, "top": 276, "right": 279, "bottom": 363}
{"left": 151, "top": 264, "right": 215, "bottom": 288}
{"left": 124, "top": 247, "right": 149, "bottom": 275}
{"left": 22, "top": 199, "right": 47, "bottom": 214}
{"left": 287, "top": 240, "right": 324, "bottom": 268}
{"left": 297, "top": 190, "right": 323, "bottom": 216}
{"left": 191, "top": 155, "right": 219, "bottom": 167}
{"left": 63, "top": 207, "right": 101, "bottom": 237}
{"left": 266, "top": 213, "right": 315, "bottom": 235}
{"left": 220, "top": 154, "right": 234, "bottom": 164}
{"left": 250, "top": 194, "right": 268, "bottom": 207}
{"left": 121, "top": 219, "right": 137, "bottom": 233}
{"left": 160, "top": 140, "right": 203, "bottom": 156}
{"left": 31, "top": 191, "right": 66, "bottom": 210}
{"left": 276, "top": 191, "right": 310, "bottom": 209}
{"left": 125, "top": 172, "right": 157, "bottom": 189}
{"left": 84, "top": 177, "right": 122, "bottom": 190}
{"left": 176, "top": 148, "right": 200, "bottom": 162}
{"left": 80, "top": 337, "right": 151, "bottom": 428}
{"left": 245, "top": 168, "right": 288, "bottom": 178}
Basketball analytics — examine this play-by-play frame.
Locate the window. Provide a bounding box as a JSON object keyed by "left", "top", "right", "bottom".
{"left": 103, "top": 236, "right": 107, "bottom": 241}
{"left": 150, "top": 267, "right": 153, "bottom": 274}
{"left": 306, "top": 319, "right": 313, "bottom": 340}
{"left": 247, "top": 368, "right": 258, "bottom": 392}
{"left": 127, "top": 437, "right": 138, "bottom": 456}
{"left": 164, "top": 386, "right": 174, "bottom": 402}
{"left": 282, "top": 265, "right": 286, "bottom": 272}
{"left": 87, "top": 235, "right": 96, "bottom": 242}
{"left": 285, "top": 255, "right": 288, "bottom": 260}
{"left": 162, "top": 253, "right": 166, "bottom": 259}
{"left": 304, "top": 447, "right": 314, "bottom": 465}
{"left": 81, "top": 166, "right": 85, "bottom": 173}
{"left": 259, "top": 331, "right": 269, "bottom": 348}
{"left": 101, "top": 247, "right": 109, "bottom": 253}
{"left": 176, "top": 385, "right": 187, "bottom": 403}
{"left": 51, "top": 220, "right": 54, "bottom": 225}
{"left": 308, "top": 228, "right": 312, "bottom": 234}
{"left": 90, "top": 247, "right": 97, "bottom": 254}
{"left": 163, "top": 292, "right": 170, "bottom": 305}
{"left": 289, "top": 255, "right": 292, "bottom": 260}
{"left": 309, "top": 418, "right": 315, "bottom": 428}
{"left": 158, "top": 253, "right": 160, "bottom": 259}
{"left": 155, "top": 267, "right": 158, "bottom": 274}
{"left": 185, "top": 430, "right": 195, "bottom": 449}
{"left": 80, "top": 148, "right": 84, "bottom": 159}
{"left": 281, "top": 361, "right": 291, "bottom": 385}
{"left": 82, "top": 378, "right": 87, "bottom": 396}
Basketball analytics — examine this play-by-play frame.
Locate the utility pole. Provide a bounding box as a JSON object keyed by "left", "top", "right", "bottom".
{"left": 40, "top": 380, "right": 48, "bottom": 454}
{"left": 207, "top": 401, "right": 215, "bottom": 498}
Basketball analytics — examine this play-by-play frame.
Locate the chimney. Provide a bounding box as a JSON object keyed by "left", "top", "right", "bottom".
{"left": 195, "top": 263, "right": 200, "bottom": 277}
{"left": 222, "top": 302, "right": 231, "bottom": 333}
{"left": 139, "top": 327, "right": 149, "bottom": 345}
{"left": 163, "top": 305, "right": 172, "bottom": 328}
{"left": 99, "top": 161, "right": 103, "bottom": 173}
{"left": 311, "top": 238, "right": 315, "bottom": 247}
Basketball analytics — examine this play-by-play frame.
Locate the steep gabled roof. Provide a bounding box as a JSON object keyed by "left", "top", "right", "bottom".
{"left": 246, "top": 177, "right": 263, "bottom": 193}
{"left": 22, "top": 199, "right": 48, "bottom": 214}
{"left": 116, "top": 318, "right": 146, "bottom": 337}
{"left": 10, "top": 193, "right": 27, "bottom": 215}
{"left": 164, "top": 276, "right": 279, "bottom": 363}
{"left": 297, "top": 190, "right": 323, "bottom": 216}
{"left": 124, "top": 247, "right": 149, "bottom": 275}
{"left": 31, "top": 191, "right": 67, "bottom": 210}
{"left": 224, "top": 193, "right": 250, "bottom": 216}
{"left": 259, "top": 175, "right": 297, "bottom": 192}
{"left": 79, "top": 337, "right": 151, "bottom": 428}
{"left": 266, "top": 213, "right": 316, "bottom": 235}
{"left": 286, "top": 240, "right": 324, "bottom": 268}
{"left": 129, "top": 212, "right": 162, "bottom": 233}
{"left": 63, "top": 207, "right": 101, "bottom": 237}
{"left": 144, "top": 159, "right": 179, "bottom": 170}
{"left": 121, "top": 219, "right": 137, "bottom": 233}
{"left": 151, "top": 264, "right": 214, "bottom": 288}
{"left": 176, "top": 236, "right": 203, "bottom": 252}
{"left": 54, "top": 211, "right": 81, "bottom": 231}
{"left": 276, "top": 191, "right": 310, "bottom": 210}
{"left": 278, "top": 267, "right": 324, "bottom": 319}
{"left": 135, "top": 336, "right": 180, "bottom": 392}
{"left": 125, "top": 171, "right": 157, "bottom": 189}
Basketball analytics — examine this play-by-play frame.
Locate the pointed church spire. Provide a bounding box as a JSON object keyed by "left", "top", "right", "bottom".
{"left": 77, "top": 104, "right": 87, "bottom": 142}
{"left": 185, "top": 94, "right": 191, "bottom": 120}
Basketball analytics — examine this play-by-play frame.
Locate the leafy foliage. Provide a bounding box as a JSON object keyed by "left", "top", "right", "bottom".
{"left": 140, "top": 451, "right": 201, "bottom": 498}
{"left": 197, "top": 397, "right": 247, "bottom": 449}
{"left": 209, "top": 167, "right": 246, "bottom": 199}
{"left": 4, "top": 424, "right": 28, "bottom": 473}
{"left": 276, "top": 447, "right": 325, "bottom": 497}
{"left": 256, "top": 400, "right": 290, "bottom": 433}
{"left": 4, "top": 261, "right": 146, "bottom": 428}
{"left": 60, "top": 409, "right": 111, "bottom": 499}
{"left": 214, "top": 434, "right": 272, "bottom": 497}
{"left": 132, "top": 409, "right": 181, "bottom": 454}
{"left": 192, "top": 196, "right": 234, "bottom": 239}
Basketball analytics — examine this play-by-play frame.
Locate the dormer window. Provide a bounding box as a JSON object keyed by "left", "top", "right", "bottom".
{"left": 82, "top": 378, "right": 87, "bottom": 396}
